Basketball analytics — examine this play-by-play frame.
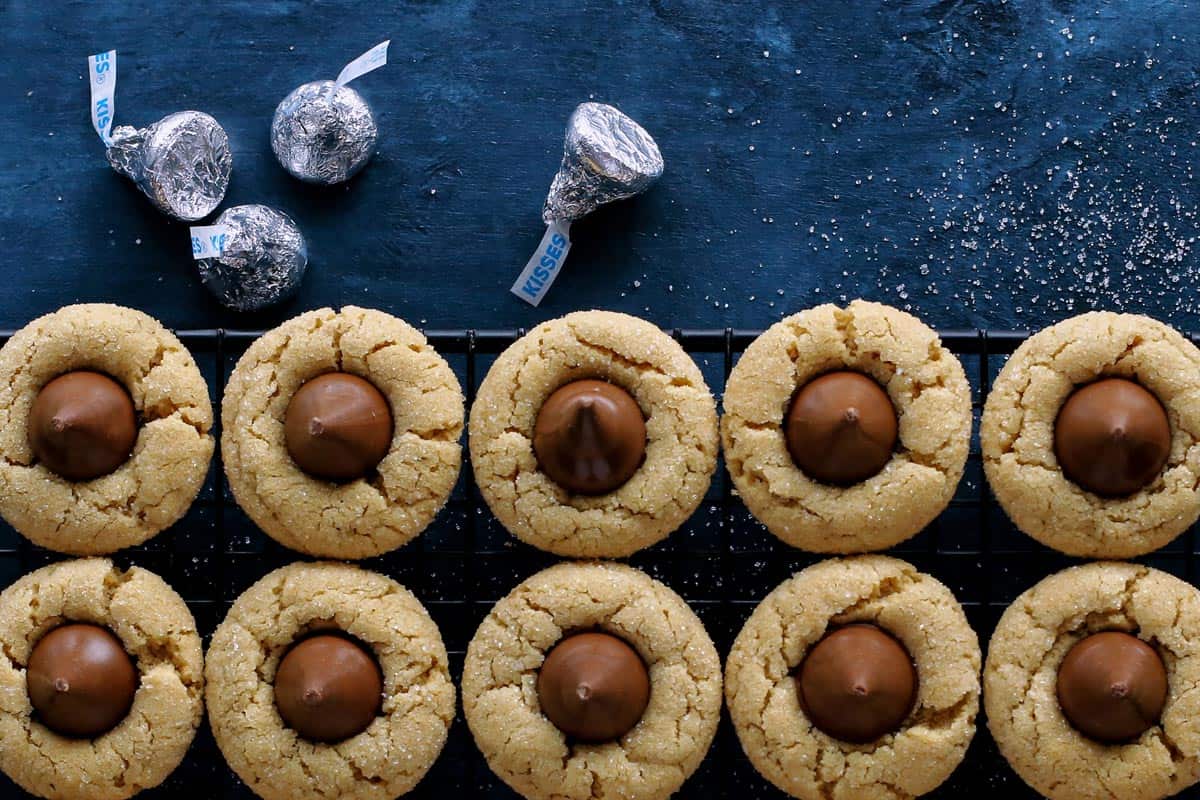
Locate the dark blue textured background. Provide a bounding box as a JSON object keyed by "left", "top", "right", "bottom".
{"left": 2, "top": 1, "right": 1200, "bottom": 799}
{"left": 3, "top": 1, "right": 1199, "bottom": 333}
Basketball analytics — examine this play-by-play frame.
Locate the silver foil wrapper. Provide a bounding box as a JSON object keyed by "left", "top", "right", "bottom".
{"left": 542, "top": 102, "right": 664, "bottom": 223}
{"left": 105, "top": 111, "right": 232, "bottom": 221}
{"left": 197, "top": 205, "right": 308, "bottom": 312}
{"left": 271, "top": 80, "right": 377, "bottom": 184}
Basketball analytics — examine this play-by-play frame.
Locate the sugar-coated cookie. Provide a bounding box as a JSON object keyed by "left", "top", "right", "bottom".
{"left": 222, "top": 307, "right": 463, "bottom": 558}
{"left": 725, "top": 555, "right": 980, "bottom": 799}
{"left": 0, "top": 304, "right": 213, "bottom": 553}
{"left": 723, "top": 300, "right": 971, "bottom": 552}
{"left": 0, "top": 558, "right": 204, "bottom": 799}
{"left": 982, "top": 311, "right": 1200, "bottom": 557}
{"left": 985, "top": 562, "right": 1200, "bottom": 800}
{"left": 462, "top": 562, "right": 722, "bottom": 800}
{"left": 470, "top": 310, "right": 718, "bottom": 557}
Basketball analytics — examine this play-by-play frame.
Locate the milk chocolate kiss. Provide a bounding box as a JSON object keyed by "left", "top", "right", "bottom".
{"left": 786, "top": 372, "right": 897, "bottom": 486}
{"left": 27, "top": 623, "right": 138, "bottom": 738}
{"left": 1057, "top": 631, "right": 1167, "bottom": 743}
{"left": 797, "top": 624, "right": 917, "bottom": 743}
{"left": 284, "top": 373, "right": 393, "bottom": 481}
{"left": 29, "top": 371, "right": 137, "bottom": 481}
{"left": 533, "top": 380, "right": 646, "bottom": 495}
{"left": 274, "top": 634, "right": 383, "bottom": 743}
{"left": 537, "top": 632, "right": 651, "bottom": 742}
{"left": 1054, "top": 378, "right": 1171, "bottom": 497}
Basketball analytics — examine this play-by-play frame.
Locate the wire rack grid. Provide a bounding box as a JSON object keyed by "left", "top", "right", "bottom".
{"left": 1, "top": 326, "right": 1197, "bottom": 799}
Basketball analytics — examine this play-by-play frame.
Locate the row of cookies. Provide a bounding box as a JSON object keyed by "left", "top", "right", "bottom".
{"left": 3, "top": 555, "right": 1197, "bottom": 800}
{"left": 3, "top": 301, "right": 1196, "bottom": 560}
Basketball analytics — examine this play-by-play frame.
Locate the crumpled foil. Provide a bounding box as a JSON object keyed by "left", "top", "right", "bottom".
{"left": 271, "top": 80, "right": 377, "bottom": 184}
{"left": 197, "top": 205, "right": 308, "bottom": 312}
{"left": 542, "top": 103, "right": 664, "bottom": 224}
{"left": 105, "top": 111, "right": 232, "bottom": 221}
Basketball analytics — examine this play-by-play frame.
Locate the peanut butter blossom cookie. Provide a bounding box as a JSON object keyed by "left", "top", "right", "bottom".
{"left": 221, "top": 307, "right": 464, "bottom": 558}
{"left": 0, "top": 558, "right": 204, "bottom": 800}
{"left": 722, "top": 300, "right": 972, "bottom": 552}
{"left": 982, "top": 311, "right": 1200, "bottom": 557}
{"left": 725, "top": 555, "right": 980, "bottom": 800}
{"left": 985, "top": 562, "right": 1200, "bottom": 800}
{"left": 0, "top": 304, "right": 214, "bottom": 554}
{"left": 470, "top": 310, "right": 719, "bottom": 557}
{"left": 462, "top": 562, "right": 722, "bottom": 800}
{"left": 205, "top": 562, "right": 455, "bottom": 800}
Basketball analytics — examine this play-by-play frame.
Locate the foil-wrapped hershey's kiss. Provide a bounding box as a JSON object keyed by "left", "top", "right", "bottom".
{"left": 543, "top": 102, "right": 664, "bottom": 224}
{"left": 271, "top": 80, "right": 378, "bottom": 185}
{"left": 197, "top": 204, "right": 308, "bottom": 311}
{"left": 105, "top": 110, "right": 232, "bottom": 221}
{"left": 512, "top": 103, "right": 664, "bottom": 306}
{"left": 270, "top": 41, "right": 390, "bottom": 185}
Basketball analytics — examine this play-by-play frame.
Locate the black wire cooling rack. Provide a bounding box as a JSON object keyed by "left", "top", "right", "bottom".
{"left": 2, "top": 326, "right": 1198, "bottom": 800}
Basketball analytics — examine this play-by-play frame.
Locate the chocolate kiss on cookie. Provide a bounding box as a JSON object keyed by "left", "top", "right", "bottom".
{"left": 537, "top": 632, "right": 651, "bottom": 742}
{"left": 1057, "top": 631, "right": 1167, "bottom": 743}
{"left": 786, "top": 372, "right": 897, "bottom": 486}
{"left": 1054, "top": 378, "right": 1170, "bottom": 497}
{"left": 29, "top": 371, "right": 137, "bottom": 481}
{"left": 533, "top": 380, "right": 646, "bottom": 495}
{"left": 797, "top": 623, "right": 917, "bottom": 743}
{"left": 274, "top": 634, "right": 383, "bottom": 743}
{"left": 285, "top": 373, "right": 393, "bottom": 481}
{"left": 27, "top": 623, "right": 139, "bottom": 738}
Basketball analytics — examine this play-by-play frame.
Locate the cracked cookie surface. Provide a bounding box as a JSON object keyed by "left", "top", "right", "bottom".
{"left": 981, "top": 312, "right": 1200, "bottom": 557}
{"left": 0, "top": 304, "right": 214, "bottom": 554}
{"left": 469, "top": 310, "right": 719, "bottom": 557}
{"left": 725, "top": 555, "right": 980, "bottom": 800}
{"left": 462, "top": 561, "right": 722, "bottom": 800}
{"left": 222, "top": 307, "right": 463, "bottom": 558}
{"left": 0, "top": 558, "right": 204, "bottom": 800}
{"left": 722, "top": 301, "right": 972, "bottom": 552}
{"left": 984, "top": 562, "right": 1200, "bottom": 800}
{"left": 205, "top": 561, "right": 455, "bottom": 800}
